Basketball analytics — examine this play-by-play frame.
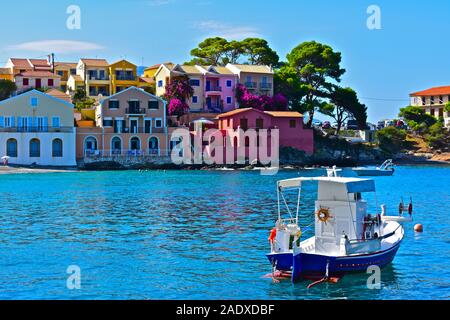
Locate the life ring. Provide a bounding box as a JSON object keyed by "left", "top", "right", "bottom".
{"left": 316, "top": 207, "right": 332, "bottom": 223}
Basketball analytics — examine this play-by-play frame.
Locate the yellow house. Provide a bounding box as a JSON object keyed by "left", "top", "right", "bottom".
{"left": 0, "top": 68, "right": 13, "bottom": 81}
{"left": 54, "top": 62, "right": 77, "bottom": 92}
{"left": 109, "top": 59, "right": 139, "bottom": 95}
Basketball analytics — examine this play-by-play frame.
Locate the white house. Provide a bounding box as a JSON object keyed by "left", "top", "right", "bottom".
{"left": 0, "top": 90, "right": 77, "bottom": 166}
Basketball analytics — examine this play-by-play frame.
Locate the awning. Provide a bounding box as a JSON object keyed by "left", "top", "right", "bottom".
{"left": 277, "top": 177, "right": 375, "bottom": 193}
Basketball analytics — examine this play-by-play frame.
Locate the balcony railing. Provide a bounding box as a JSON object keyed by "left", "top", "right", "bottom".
{"left": 206, "top": 86, "right": 222, "bottom": 92}
{"left": 89, "top": 90, "right": 110, "bottom": 96}
{"left": 0, "top": 126, "right": 74, "bottom": 133}
{"left": 115, "top": 75, "right": 136, "bottom": 81}
{"left": 125, "top": 107, "right": 146, "bottom": 114}
{"left": 113, "top": 127, "right": 167, "bottom": 134}
{"left": 260, "top": 82, "right": 272, "bottom": 90}
{"left": 88, "top": 75, "right": 110, "bottom": 81}
{"left": 245, "top": 82, "right": 257, "bottom": 89}
{"left": 84, "top": 149, "right": 170, "bottom": 159}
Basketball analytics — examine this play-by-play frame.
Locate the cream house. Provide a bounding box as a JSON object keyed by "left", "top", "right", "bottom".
{"left": 410, "top": 86, "right": 450, "bottom": 127}
{"left": 0, "top": 90, "right": 76, "bottom": 166}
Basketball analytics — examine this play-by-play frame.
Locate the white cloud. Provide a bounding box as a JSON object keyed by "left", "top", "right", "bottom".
{"left": 193, "top": 20, "right": 261, "bottom": 40}
{"left": 7, "top": 40, "right": 104, "bottom": 54}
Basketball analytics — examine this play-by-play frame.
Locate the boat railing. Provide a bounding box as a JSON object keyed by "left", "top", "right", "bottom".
{"left": 277, "top": 218, "right": 298, "bottom": 227}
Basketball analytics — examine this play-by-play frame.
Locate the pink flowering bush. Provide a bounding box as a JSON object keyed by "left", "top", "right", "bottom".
{"left": 235, "top": 84, "right": 288, "bottom": 111}
{"left": 164, "top": 76, "right": 194, "bottom": 116}
{"left": 168, "top": 98, "right": 189, "bottom": 116}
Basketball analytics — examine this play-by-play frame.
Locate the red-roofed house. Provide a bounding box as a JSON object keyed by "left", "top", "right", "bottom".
{"left": 4, "top": 58, "right": 60, "bottom": 91}
{"left": 410, "top": 86, "right": 450, "bottom": 127}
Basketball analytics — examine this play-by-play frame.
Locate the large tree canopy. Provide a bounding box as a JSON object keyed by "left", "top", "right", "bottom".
{"left": 322, "top": 87, "right": 367, "bottom": 134}
{"left": 187, "top": 37, "right": 279, "bottom": 66}
{"left": 277, "top": 41, "right": 346, "bottom": 127}
{"left": 0, "top": 79, "right": 17, "bottom": 101}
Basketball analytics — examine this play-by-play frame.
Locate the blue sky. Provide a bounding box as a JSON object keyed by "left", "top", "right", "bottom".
{"left": 1, "top": 0, "right": 449, "bottom": 122}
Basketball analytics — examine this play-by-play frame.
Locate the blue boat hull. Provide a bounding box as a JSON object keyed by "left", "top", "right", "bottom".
{"left": 267, "top": 240, "right": 401, "bottom": 282}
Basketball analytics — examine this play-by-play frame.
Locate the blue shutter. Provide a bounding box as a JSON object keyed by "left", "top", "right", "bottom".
{"left": 0, "top": 116, "right": 4, "bottom": 128}
{"left": 10, "top": 117, "right": 15, "bottom": 128}
{"left": 17, "top": 117, "right": 23, "bottom": 129}
{"left": 43, "top": 117, "right": 48, "bottom": 131}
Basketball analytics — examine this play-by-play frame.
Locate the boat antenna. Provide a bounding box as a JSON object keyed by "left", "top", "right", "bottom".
{"left": 277, "top": 184, "right": 281, "bottom": 222}
{"left": 295, "top": 184, "right": 301, "bottom": 224}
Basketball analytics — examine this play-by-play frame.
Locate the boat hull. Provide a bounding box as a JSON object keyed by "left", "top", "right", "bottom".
{"left": 267, "top": 240, "right": 401, "bottom": 282}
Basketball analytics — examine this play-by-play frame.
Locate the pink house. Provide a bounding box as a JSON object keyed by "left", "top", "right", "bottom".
{"left": 216, "top": 108, "right": 314, "bottom": 154}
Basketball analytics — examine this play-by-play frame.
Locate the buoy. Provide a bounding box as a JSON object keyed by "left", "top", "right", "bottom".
{"left": 414, "top": 224, "right": 423, "bottom": 232}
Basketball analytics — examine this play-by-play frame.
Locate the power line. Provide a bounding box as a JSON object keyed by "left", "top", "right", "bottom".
{"left": 360, "top": 96, "right": 409, "bottom": 102}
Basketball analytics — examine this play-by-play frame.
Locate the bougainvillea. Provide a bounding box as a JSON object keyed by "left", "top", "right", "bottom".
{"left": 164, "top": 76, "right": 194, "bottom": 116}
{"left": 235, "top": 83, "right": 288, "bottom": 111}
{"left": 168, "top": 98, "right": 190, "bottom": 116}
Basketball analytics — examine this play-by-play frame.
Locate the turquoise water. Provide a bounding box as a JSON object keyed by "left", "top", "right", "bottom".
{"left": 0, "top": 166, "right": 449, "bottom": 300}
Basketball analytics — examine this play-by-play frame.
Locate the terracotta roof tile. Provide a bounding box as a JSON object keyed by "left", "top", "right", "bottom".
{"left": 265, "top": 111, "right": 303, "bottom": 118}
{"left": 80, "top": 58, "right": 109, "bottom": 67}
{"left": 10, "top": 58, "right": 32, "bottom": 68}
{"left": 0, "top": 68, "right": 11, "bottom": 75}
{"left": 410, "top": 86, "right": 450, "bottom": 97}
{"left": 18, "top": 70, "right": 60, "bottom": 78}
{"left": 45, "top": 88, "right": 72, "bottom": 103}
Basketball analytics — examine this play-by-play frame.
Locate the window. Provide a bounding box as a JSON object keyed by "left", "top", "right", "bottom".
{"left": 3, "top": 116, "right": 14, "bottom": 128}
{"left": 70, "top": 68, "right": 77, "bottom": 75}
{"left": 192, "top": 96, "right": 198, "bottom": 103}
{"left": 240, "top": 118, "right": 248, "bottom": 130}
{"left": 144, "top": 119, "right": 151, "bottom": 133}
{"left": 52, "top": 139, "right": 63, "bottom": 157}
{"left": 111, "top": 137, "right": 122, "bottom": 153}
{"left": 430, "top": 108, "right": 435, "bottom": 116}
{"left": 226, "top": 80, "right": 232, "bottom": 87}
{"left": 37, "top": 117, "right": 47, "bottom": 131}
{"left": 226, "top": 96, "right": 232, "bottom": 104}
{"left": 256, "top": 118, "right": 264, "bottom": 129}
{"left": 109, "top": 100, "right": 119, "bottom": 109}
{"left": 289, "top": 120, "right": 296, "bottom": 128}
{"left": 29, "top": 139, "right": 40, "bottom": 157}
{"left": 30, "top": 97, "right": 38, "bottom": 107}
{"left": 439, "top": 96, "right": 443, "bottom": 104}
{"left": 158, "top": 80, "right": 163, "bottom": 87}
{"left": 52, "top": 117, "right": 60, "bottom": 128}
{"left": 99, "top": 70, "right": 105, "bottom": 79}
{"left": 430, "top": 96, "right": 435, "bottom": 105}
{"left": 155, "top": 119, "right": 163, "bottom": 128}
{"left": 189, "top": 79, "right": 200, "bottom": 86}
{"left": 148, "top": 101, "right": 159, "bottom": 109}
{"left": 23, "top": 78, "right": 29, "bottom": 86}
{"left": 103, "top": 119, "right": 113, "bottom": 127}
{"left": 130, "top": 137, "right": 141, "bottom": 150}
{"left": 149, "top": 137, "right": 159, "bottom": 155}
{"left": 422, "top": 97, "right": 426, "bottom": 106}
{"left": 439, "top": 108, "right": 444, "bottom": 118}
{"left": 48, "top": 79, "right": 54, "bottom": 86}
{"left": 6, "top": 139, "right": 17, "bottom": 157}
{"left": 57, "top": 71, "right": 64, "bottom": 76}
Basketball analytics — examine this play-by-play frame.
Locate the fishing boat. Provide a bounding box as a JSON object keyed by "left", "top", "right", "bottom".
{"left": 266, "top": 176, "right": 412, "bottom": 286}
{"left": 353, "top": 159, "right": 395, "bottom": 176}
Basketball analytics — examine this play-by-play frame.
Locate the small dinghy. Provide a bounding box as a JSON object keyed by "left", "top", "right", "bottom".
{"left": 266, "top": 176, "right": 412, "bottom": 285}
{"left": 353, "top": 159, "right": 395, "bottom": 176}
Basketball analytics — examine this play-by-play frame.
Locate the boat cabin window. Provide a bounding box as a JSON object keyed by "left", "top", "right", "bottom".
{"left": 352, "top": 193, "right": 362, "bottom": 201}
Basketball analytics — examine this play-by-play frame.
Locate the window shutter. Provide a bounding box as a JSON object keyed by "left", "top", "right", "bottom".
{"left": 10, "top": 117, "right": 15, "bottom": 128}
{"left": 43, "top": 117, "right": 48, "bottom": 130}
{"left": 0, "top": 116, "right": 4, "bottom": 128}
{"left": 17, "top": 117, "right": 23, "bottom": 128}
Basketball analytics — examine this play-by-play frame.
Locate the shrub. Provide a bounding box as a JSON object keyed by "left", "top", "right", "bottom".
{"left": 376, "top": 126, "right": 407, "bottom": 154}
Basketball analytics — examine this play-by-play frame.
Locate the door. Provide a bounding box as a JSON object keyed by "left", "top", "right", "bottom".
{"left": 206, "top": 80, "right": 211, "bottom": 91}
{"left": 35, "top": 79, "right": 41, "bottom": 89}
{"left": 130, "top": 119, "right": 138, "bottom": 134}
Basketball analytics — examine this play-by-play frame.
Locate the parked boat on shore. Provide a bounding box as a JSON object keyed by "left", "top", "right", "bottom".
{"left": 266, "top": 175, "right": 412, "bottom": 286}
{"left": 353, "top": 159, "right": 395, "bottom": 176}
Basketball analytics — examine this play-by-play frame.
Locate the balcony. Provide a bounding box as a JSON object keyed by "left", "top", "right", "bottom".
{"left": 89, "top": 90, "right": 110, "bottom": 97}
{"left": 260, "top": 82, "right": 272, "bottom": 90}
{"left": 88, "top": 75, "right": 110, "bottom": 81}
{"left": 125, "top": 107, "right": 146, "bottom": 115}
{"left": 0, "top": 126, "right": 74, "bottom": 133}
{"left": 205, "top": 86, "right": 222, "bottom": 92}
{"left": 115, "top": 75, "right": 136, "bottom": 81}
{"left": 245, "top": 82, "right": 257, "bottom": 89}
{"left": 113, "top": 127, "right": 166, "bottom": 134}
